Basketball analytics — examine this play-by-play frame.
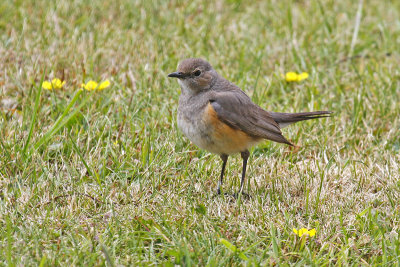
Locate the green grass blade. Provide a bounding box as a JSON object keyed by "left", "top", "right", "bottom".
{"left": 68, "top": 133, "right": 102, "bottom": 187}
{"left": 22, "top": 74, "right": 45, "bottom": 157}
{"left": 220, "top": 238, "right": 237, "bottom": 253}
{"left": 6, "top": 216, "right": 15, "bottom": 267}
{"left": 33, "top": 89, "right": 90, "bottom": 151}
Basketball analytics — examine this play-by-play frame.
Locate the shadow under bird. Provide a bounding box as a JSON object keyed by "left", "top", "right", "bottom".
{"left": 168, "top": 58, "right": 331, "bottom": 196}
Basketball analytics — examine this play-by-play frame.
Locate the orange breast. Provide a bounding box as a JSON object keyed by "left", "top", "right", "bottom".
{"left": 203, "top": 103, "right": 260, "bottom": 154}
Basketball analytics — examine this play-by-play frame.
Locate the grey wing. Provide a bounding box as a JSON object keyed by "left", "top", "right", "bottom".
{"left": 210, "top": 91, "right": 293, "bottom": 146}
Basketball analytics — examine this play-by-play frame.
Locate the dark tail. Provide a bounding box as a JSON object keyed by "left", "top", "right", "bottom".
{"left": 269, "top": 111, "right": 332, "bottom": 128}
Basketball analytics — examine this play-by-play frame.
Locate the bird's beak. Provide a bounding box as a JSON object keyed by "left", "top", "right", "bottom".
{"left": 168, "top": 71, "right": 184, "bottom": 78}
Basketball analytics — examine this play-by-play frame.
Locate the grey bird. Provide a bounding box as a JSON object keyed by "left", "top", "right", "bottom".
{"left": 168, "top": 58, "right": 331, "bottom": 196}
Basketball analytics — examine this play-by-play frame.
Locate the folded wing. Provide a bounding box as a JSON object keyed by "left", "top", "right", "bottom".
{"left": 209, "top": 91, "right": 294, "bottom": 146}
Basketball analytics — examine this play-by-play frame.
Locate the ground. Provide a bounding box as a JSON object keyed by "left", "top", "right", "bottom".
{"left": 1, "top": 0, "right": 400, "bottom": 265}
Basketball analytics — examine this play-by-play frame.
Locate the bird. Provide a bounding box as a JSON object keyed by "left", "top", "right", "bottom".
{"left": 168, "top": 58, "right": 331, "bottom": 196}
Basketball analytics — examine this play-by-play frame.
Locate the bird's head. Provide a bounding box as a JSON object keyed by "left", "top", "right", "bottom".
{"left": 168, "top": 58, "right": 217, "bottom": 92}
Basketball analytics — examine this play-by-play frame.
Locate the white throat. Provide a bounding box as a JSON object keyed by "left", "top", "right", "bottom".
{"left": 178, "top": 79, "right": 196, "bottom": 96}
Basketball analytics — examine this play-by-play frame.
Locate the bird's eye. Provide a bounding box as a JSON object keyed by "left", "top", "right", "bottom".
{"left": 194, "top": 70, "right": 201, "bottom": 76}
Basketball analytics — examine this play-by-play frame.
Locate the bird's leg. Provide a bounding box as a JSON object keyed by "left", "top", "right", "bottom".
{"left": 238, "top": 150, "right": 250, "bottom": 195}
{"left": 217, "top": 154, "right": 228, "bottom": 194}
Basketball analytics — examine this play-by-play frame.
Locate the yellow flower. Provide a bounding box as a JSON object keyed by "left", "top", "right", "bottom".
{"left": 81, "top": 80, "right": 98, "bottom": 91}
{"left": 98, "top": 80, "right": 110, "bottom": 90}
{"left": 297, "top": 72, "right": 309, "bottom": 81}
{"left": 284, "top": 72, "right": 309, "bottom": 82}
{"left": 81, "top": 79, "right": 111, "bottom": 91}
{"left": 285, "top": 72, "right": 299, "bottom": 82}
{"left": 42, "top": 78, "right": 66, "bottom": 90}
{"left": 308, "top": 228, "right": 316, "bottom": 237}
{"left": 293, "top": 228, "right": 316, "bottom": 237}
{"left": 42, "top": 81, "right": 52, "bottom": 90}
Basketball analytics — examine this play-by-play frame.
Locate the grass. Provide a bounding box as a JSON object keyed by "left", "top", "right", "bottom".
{"left": 1, "top": 0, "right": 400, "bottom": 265}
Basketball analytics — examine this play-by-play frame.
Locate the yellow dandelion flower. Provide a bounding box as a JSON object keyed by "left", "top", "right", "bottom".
{"left": 298, "top": 72, "right": 309, "bottom": 81}
{"left": 81, "top": 79, "right": 111, "bottom": 91}
{"left": 293, "top": 228, "right": 316, "bottom": 237}
{"left": 98, "top": 80, "right": 110, "bottom": 90}
{"left": 42, "top": 81, "right": 53, "bottom": 90}
{"left": 308, "top": 228, "right": 316, "bottom": 237}
{"left": 284, "top": 72, "right": 309, "bottom": 82}
{"left": 81, "top": 80, "right": 98, "bottom": 91}
{"left": 285, "top": 72, "right": 299, "bottom": 82}
{"left": 51, "top": 78, "right": 66, "bottom": 89}
{"left": 299, "top": 228, "right": 308, "bottom": 237}
{"left": 42, "top": 78, "right": 65, "bottom": 90}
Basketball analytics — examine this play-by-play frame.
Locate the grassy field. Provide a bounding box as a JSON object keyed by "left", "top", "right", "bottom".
{"left": 1, "top": 0, "right": 400, "bottom": 265}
